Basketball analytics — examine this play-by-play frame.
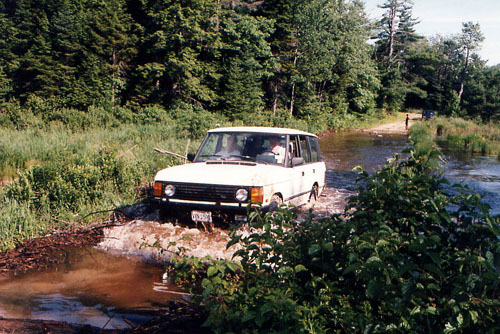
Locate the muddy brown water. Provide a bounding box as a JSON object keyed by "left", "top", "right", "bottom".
{"left": 0, "top": 247, "right": 184, "bottom": 329}
{"left": 1, "top": 130, "right": 498, "bottom": 328}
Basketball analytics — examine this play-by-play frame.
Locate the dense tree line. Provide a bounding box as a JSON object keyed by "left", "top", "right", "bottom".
{"left": 0, "top": 0, "right": 499, "bottom": 124}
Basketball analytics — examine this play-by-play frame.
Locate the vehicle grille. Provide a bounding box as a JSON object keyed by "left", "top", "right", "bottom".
{"left": 163, "top": 182, "right": 249, "bottom": 203}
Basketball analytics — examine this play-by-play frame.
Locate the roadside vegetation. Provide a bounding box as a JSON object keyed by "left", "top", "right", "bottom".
{"left": 409, "top": 117, "right": 500, "bottom": 157}
{"left": 168, "top": 146, "right": 500, "bottom": 333}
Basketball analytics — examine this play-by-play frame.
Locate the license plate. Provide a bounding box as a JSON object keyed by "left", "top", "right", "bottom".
{"left": 191, "top": 210, "right": 212, "bottom": 223}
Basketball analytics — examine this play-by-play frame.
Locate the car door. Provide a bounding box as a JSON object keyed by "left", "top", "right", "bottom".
{"left": 306, "top": 135, "right": 326, "bottom": 196}
{"left": 286, "top": 135, "right": 309, "bottom": 206}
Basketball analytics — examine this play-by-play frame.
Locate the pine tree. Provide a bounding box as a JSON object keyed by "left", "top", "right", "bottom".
{"left": 136, "top": 0, "right": 221, "bottom": 110}
{"left": 0, "top": 7, "right": 15, "bottom": 102}
{"left": 374, "top": 0, "right": 421, "bottom": 110}
{"left": 80, "top": 0, "right": 138, "bottom": 109}
{"left": 457, "top": 22, "right": 484, "bottom": 100}
{"left": 219, "top": 13, "right": 274, "bottom": 118}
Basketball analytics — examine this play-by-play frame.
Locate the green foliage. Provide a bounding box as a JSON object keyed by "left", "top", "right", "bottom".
{"left": 378, "top": 67, "right": 408, "bottom": 111}
{"left": 0, "top": 196, "right": 47, "bottom": 251}
{"left": 170, "top": 147, "right": 500, "bottom": 333}
{"left": 426, "top": 116, "right": 500, "bottom": 155}
{"left": 5, "top": 148, "right": 139, "bottom": 214}
{"left": 171, "top": 102, "right": 227, "bottom": 139}
{"left": 0, "top": 0, "right": 498, "bottom": 122}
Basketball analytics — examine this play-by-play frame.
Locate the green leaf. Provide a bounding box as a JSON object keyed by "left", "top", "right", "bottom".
{"left": 226, "top": 235, "right": 241, "bottom": 249}
{"left": 343, "top": 263, "right": 361, "bottom": 275}
{"left": 376, "top": 239, "right": 390, "bottom": 247}
{"left": 294, "top": 264, "right": 307, "bottom": 273}
{"left": 308, "top": 244, "right": 321, "bottom": 256}
{"left": 366, "top": 279, "right": 382, "bottom": 299}
{"left": 324, "top": 242, "right": 334, "bottom": 252}
{"left": 242, "top": 311, "right": 255, "bottom": 323}
{"left": 366, "top": 256, "right": 383, "bottom": 268}
{"left": 469, "top": 310, "right": 479, "bottom": 323}
{"left": 207, "top": 266, "right": 218, "bottom": 278}
{"left": 226, "top": 262, "right": 237, "bottom": 273}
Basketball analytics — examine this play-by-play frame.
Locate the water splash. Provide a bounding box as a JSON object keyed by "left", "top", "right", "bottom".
{"left": 97, "top": 220, "right": 243, "bottom": 261}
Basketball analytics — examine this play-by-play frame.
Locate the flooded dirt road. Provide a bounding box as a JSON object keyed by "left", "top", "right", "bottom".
{"left": 5, "top": 114, "right": 498, "bottom": 331}
{"left": 0, "top": 120, "right": 413, "bottom": 330}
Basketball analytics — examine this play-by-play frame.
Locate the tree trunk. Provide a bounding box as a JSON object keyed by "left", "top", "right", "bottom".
{"left": 290, "top": 49, "right": 299, "bottom": 116}
{"left": 111, "top": 48, "right": 117, "bottom": 110}
{"left": 272, "top": 83, "right": 278, "bottom": 114}
{"left": 458, "top": 47, "right": 470, "bottom": 100}
{"left": 215, "top": 0, "right": 221, "bottom": 32}
{"left": 388, "top": 3, "right": 397, "bottom": 65}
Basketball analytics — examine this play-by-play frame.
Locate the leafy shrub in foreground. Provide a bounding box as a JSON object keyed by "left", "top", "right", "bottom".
{"left": 170, "top": 147, "right": 500, "bottom": 333}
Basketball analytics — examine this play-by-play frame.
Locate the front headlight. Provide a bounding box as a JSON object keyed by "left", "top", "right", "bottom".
{"left": 235, "top": 188, "right": 248, "bottom": 202}
{"left": 164, "top": 184, "right": 176, "bottom": 197}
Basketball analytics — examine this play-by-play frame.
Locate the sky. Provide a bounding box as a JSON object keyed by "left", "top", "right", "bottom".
{"left": 362, "top": 0, "right": 500, "bottom": 66}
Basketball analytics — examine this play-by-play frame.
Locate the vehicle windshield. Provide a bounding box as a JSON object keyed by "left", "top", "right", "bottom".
{"left": 194, "top": 132, "right": 287, "bottom": 165}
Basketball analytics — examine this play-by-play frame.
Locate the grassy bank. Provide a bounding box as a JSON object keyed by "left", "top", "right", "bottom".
{"left": 0, "top": 123, "right": 195, "bottom": 250}
{"left": 411, "top": 116, "right": 500, "bottom": 156}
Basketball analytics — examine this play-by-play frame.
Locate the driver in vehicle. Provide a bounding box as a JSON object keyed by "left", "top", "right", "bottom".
{"left": 269, "top": 136, "right": 285, "bottom": 163}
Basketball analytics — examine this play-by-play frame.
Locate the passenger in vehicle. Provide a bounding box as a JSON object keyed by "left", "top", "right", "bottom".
{"left": 269, "top": 136, "right": 285, "bottom": 162}
{"left": 217, "top": 135, "right": 241, "bottom": 158}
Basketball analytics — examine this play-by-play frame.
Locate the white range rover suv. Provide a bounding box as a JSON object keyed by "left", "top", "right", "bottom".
{"left": 153, "top": 127, "right": 326, "bottom": 224}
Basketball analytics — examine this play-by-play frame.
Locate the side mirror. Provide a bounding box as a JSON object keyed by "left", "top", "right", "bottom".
{"left": 291, "top": 157, "right": 304, "bottom": 166}
{"left": 187, "top": 153, "right": 195, "bottom": 162}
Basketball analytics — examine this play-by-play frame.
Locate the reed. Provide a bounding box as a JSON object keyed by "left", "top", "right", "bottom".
{"left": 408, "top": 121, "right": 434, "bottom": 154}
{"left": 0, "top": 196, "right": 48, "bottom": 251}
{"left": 431, "top": 117, "right": 500, "bottom": 155}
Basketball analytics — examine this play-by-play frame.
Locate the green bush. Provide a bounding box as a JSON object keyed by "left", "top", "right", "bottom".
{"left": 5, "top": 148, "right": 140, "bottom": 214}
{"left": 0, "top": 101, "right": 43, "bottom": 129}
{"left": 170, "top": 147, "right": 500, "bottom": 333}
{"left": 134, "top": 104, "right": 171, "bottom": 124}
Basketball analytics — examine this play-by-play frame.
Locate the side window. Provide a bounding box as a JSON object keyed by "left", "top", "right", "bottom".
{"left": 289, "top": 135, "right": 300, "bottom": 159}
{"left": 308, "top": 136, "right": 320, "bottom": 162}
{"left": 299, "top": 136, "right": 311, "bottom": 163}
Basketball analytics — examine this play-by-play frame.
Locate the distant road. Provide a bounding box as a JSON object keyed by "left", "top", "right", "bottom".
{"left": 364, "top": 113, "right": 420, "bottom": 135}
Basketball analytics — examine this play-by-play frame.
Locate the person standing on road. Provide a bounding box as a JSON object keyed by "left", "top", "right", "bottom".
{"left": 405, "top": 114, "right": 409, "bottom": 131}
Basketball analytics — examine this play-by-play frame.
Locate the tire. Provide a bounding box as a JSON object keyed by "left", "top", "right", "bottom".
{"left": 308, "top": 184, "right": 319, "bottom": 204}
{"left": 269, "top": 194, "right": 283, "bottom": 212}
{"left": 158, "top": 205, "right": 173, "bottom": 222}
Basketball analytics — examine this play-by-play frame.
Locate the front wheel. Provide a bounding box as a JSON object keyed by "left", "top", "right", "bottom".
{"left": 268, "top": 194, "right": 283, "bottom": 212}
{"left": 159, "top": 205, "right": 174, "bottom": 222}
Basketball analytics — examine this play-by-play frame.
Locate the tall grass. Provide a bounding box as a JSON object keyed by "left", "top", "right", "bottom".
{"left": 0, "top": 197, "right": 47, "bottom": 251}
{"left": 432, "top": 117, "right": 500, "bottom": 156}
{"left": 0, "top": 123, "right": 200, "bottom": 251}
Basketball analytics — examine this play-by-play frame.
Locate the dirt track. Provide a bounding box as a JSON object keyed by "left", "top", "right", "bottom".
{"left": 363, "top": 112, "right": 420, "bottom": 135}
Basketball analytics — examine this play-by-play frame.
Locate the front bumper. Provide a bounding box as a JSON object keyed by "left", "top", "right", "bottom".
{"left": 154, "top": 198, "right": 269, "bottom": 224}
